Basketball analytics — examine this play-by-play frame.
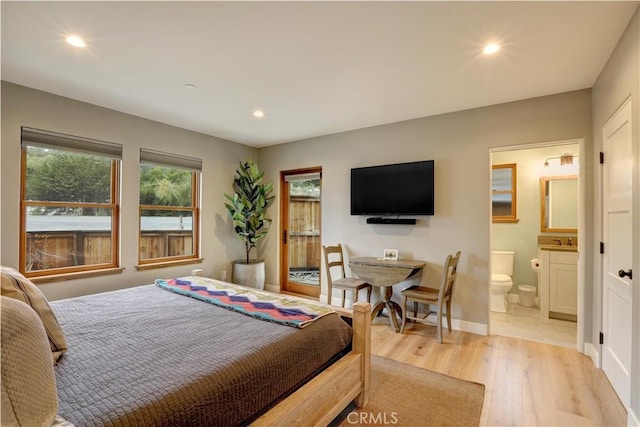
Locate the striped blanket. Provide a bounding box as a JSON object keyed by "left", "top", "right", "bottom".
{"left": 155, "top": 276, "right": 336, "bottom": 328}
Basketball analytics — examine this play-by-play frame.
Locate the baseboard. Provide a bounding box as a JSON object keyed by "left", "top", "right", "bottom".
{"left": 419, "top": 313, "right": 487, "bottom": 336}
{"left": 265, "top": 284, "right": 280, "bottom": 294}
{"left": 384, "top": 308, "right": 488, "bottom": 336}
{"left": 584, "top": 342, "right": 600, "bottom": 367}
{"left": 328, "top": 296, "right": 341, "bottom": 306}
{"left": 330, "top": 301, "right": 488, "bottom": 335}
{"left": 451, "top": 318, "right": 488, "bottom": 335}
{"left": 629, "top": 407, "right": 640, "bottom": 427}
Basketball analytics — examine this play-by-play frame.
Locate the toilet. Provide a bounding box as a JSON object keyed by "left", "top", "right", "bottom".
{"left": 491, "top": 250, "right": 515, "bottom": 312}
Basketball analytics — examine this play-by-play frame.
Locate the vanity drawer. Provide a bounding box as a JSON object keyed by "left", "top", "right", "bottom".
{"left": 550, "top": 251, "right": 577, "bottom": 264}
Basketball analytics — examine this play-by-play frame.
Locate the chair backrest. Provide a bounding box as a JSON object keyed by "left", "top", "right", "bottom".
{"left": 438, "top": 251, "right": 461, "bottom": 302}
{"left": 322, "top": 244, "right": 347, "bottom": 287}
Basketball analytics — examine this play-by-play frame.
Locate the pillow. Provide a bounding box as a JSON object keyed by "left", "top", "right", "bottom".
{"left": 1, "top": 297, "right": 59, "bottom": 426}
{"left": 0, "top": 266, "right": 67, "bottom": 363}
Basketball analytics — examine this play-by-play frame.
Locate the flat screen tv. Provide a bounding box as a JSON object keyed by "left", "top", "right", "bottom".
{"left": 350, "top": 160, "right": 435, "bottom": 216}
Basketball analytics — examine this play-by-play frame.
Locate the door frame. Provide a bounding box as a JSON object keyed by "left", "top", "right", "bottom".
{"left": 279, "top": 167, "right": 322, "bottom": 298}
{"left": 488, "top": 138, "right": 586, "bottom": 353}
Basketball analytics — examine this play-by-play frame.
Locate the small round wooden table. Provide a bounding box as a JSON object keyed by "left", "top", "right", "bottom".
{"left": 349, "top": 257, "right": 426, "bottom": 332}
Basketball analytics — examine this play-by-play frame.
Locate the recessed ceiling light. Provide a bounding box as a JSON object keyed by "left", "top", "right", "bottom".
{"left": 483, "top": 43, "right": 500, "bottom": 55}
{"left": 65, "top": 35, "right": 86, "bottom": 48}
{"left": 253, "top": 110, "right": 265, "bottom": 118}
{"left": 184, "top": 83, "right": 196, "bottom": 90}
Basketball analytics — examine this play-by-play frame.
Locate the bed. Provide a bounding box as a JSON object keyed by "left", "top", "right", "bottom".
{"left": 1, "top": 271, "right": 370, "bottom": 426}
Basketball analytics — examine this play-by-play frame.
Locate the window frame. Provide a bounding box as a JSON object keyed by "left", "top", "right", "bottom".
{"left": 19, "top": 128, "right": 122, "bottom": 279}
{"left": 491, "top": 163, "right": 518, "bottom": 223}
{"left": 137, "top": 149, "right": 201, "bottom": 268}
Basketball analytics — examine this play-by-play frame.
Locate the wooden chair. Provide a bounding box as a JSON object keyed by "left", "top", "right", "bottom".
{"left": 322, "top": 244, "right": 372, "bottom": 307}
{"left": 400, "top": 251, "right": 461, "bottom": 343}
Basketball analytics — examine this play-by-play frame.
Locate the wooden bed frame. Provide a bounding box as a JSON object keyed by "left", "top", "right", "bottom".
{"left": 252, "top": 301, "right": 371, "bottom": 426}
{"left": 4, "top": 272, "right": 370, "bottom": 426}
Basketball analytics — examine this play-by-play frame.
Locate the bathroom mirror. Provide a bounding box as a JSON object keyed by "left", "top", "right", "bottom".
{"left": 540, "top": 175, "right": 578, "bottom": 232}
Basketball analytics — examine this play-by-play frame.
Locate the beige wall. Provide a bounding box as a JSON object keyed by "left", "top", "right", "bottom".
{"left": 591, "top": 7, "right": 640, "bottom": 422}
{"left": 0, "top": 82, "right": 257, "bottom": 300}
{"left": 258, "top": 89, "right": 592, "bottom": 327}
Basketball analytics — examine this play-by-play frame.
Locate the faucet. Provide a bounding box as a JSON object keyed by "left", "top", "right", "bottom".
{"left": 568, "top": 237, "right": 573, "bottom": 247}
{"left": 553, "top": 239, "right": 562, "bottom": 246}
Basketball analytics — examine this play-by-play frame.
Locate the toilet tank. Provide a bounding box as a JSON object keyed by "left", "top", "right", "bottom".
{"left": 491, "top": 250, "right": 515, "bottom": 276}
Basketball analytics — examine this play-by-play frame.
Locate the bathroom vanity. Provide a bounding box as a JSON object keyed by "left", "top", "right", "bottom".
{"left": 538, "top": 175, "right": 579, "bottom": 322}
{"left": 538, "top": 243, "right": 577, "bottom": 322}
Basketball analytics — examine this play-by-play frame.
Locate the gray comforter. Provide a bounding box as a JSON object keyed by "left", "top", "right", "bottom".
{"left": 51, "top": 285, "right": 352, "bottom": 426}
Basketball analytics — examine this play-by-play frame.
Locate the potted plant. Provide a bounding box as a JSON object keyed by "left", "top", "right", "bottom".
{"left": 224, "top": 159, "right": 275, "bottom": 289}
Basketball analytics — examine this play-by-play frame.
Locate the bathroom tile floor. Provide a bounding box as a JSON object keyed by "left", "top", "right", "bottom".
{"left": 490, "top": 303, "right": 577, "bottom": 349}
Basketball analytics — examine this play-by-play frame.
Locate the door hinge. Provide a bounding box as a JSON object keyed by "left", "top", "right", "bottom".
{"left": 599, "top": 151, "right": 605, "bottom": 164}
{"left": 600, "top": 332, "right": 604, "bottom": 345}
{"left": 600, "top": 242, "right": 605, "bottom": 254}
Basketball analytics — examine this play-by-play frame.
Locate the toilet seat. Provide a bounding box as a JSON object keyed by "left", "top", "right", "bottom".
{"left": 491, "top": 273, "right": 512, "bottom": 284}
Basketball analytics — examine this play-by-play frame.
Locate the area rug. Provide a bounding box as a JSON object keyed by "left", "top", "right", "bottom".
{"left": 330, "top": 355, "right": 485, "bottom": 427}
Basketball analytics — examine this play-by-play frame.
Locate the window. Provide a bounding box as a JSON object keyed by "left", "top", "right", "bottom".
{"left": 20, "top": 127, "right": 122, "bottom": 277}
{"left": 138, "top": 149, "right": 201, "bottom": 266}
{"left": 492, "top": 163, "right": 518, "bottom": 223}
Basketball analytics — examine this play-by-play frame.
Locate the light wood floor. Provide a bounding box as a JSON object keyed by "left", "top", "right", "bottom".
{"left": 491, "top": 303, "right": 577, "bottom": 349}
{"left": 371, "top": 317, "right": 627, "bottom": 426}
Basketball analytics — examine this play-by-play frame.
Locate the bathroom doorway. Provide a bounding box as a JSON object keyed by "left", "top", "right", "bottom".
{"left": 489, "top": 140, "right": 584, "bottom": 350}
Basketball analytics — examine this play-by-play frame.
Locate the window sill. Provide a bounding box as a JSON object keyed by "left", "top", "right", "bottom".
{"left": 492, "top": 218, "right": 520, "bottom": 224}
{"left": 136, "top": 258, "right": 204, "bottom": 271}
{"left": 29, "top": 267, "right": 125, "bottom": 284}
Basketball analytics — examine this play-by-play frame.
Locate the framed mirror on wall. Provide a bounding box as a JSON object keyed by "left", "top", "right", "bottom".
{"left": 492, "top": 163, "right": 518, "bottom": 223}
{"left": 540, "top": 175, "right": 578, "bottom": 232}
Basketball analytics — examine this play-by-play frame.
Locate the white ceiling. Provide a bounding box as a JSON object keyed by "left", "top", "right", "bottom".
{"left": 2, "top": 1, "right": 637, "bottom": 147}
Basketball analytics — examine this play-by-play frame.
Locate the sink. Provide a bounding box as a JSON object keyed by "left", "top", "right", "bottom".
{"left": 538, "top": 245, "right": 577, "bottom": 252}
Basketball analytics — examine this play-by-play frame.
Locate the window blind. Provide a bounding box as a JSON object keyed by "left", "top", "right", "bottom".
{"left": 140, "top": 148, "right": 202, "bottom": 172}
{"left": 284, "top": 172, "right": 320, "bottom": 182}
{"left": 21, "top": 127, "right": 122, "bottom": 159}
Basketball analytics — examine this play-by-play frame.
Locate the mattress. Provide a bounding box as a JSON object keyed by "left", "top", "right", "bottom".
{"left": 51, "top": 284, "right": 352, "bottom": 426}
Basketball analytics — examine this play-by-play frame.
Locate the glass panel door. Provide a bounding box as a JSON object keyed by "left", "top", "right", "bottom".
{"left": 280, "top": 169, "right": 321, "bottom": 298}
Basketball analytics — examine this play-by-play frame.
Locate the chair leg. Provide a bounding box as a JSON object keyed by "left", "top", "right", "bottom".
{"left": 327, "top": 287, "right": 333, "bottom": 306}
{"left": 436, "top": 306, "right": 443, "bottom": 344}
{"left": 341, "top": 289, "right": 346, "bottom": 308}
{"left": 413, "top": 301, "right": 418, "bottom": 318}
{"left": 446, "top": 300, "right": 452, "bottom": 333}
{"left": 400, "top": 295, "right": 408, "bottom": 333}
{"left": 366, "top": 286, "right": 372, "bottom": 303}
